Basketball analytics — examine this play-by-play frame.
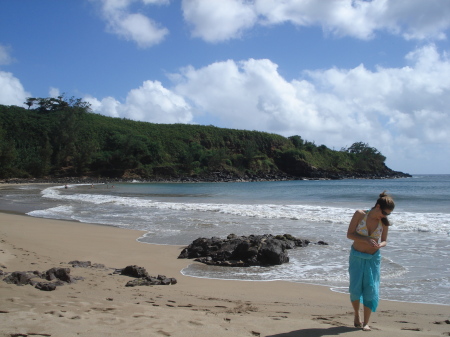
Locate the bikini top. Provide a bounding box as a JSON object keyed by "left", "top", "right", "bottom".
{"left": 356, "top": 210, "right": 383, "bottom": 239}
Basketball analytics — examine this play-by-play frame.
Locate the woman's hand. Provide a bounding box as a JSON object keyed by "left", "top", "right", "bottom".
{"left": 367, "top": 237, "right": 380, "bottom": 248}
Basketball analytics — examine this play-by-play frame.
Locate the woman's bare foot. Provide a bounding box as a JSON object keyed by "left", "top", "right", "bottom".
{"left": 354, "top": 316, "right": 362, "bottom": 328}
{"left": 362, "top": 324, "right": 371, "bottom": 331}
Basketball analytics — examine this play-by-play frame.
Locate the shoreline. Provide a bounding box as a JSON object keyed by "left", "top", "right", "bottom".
{"left": 4, "top": 210, "right": 447, "bottom": 309}
{"left": 0, "top": 169, "right": 412, "bottom": 186}
{"left": 2, "top": 182, "right": 449, "bottom": 307}
{"left": 2, "top": 182, "right": 449, "bottom": 309}
{"left": 1, "top": 212, "right": 449, "bottom": 336}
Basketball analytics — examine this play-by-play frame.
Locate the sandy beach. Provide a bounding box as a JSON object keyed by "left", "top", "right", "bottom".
{"left": 0, "top": 211, "right": 448, "bottom": 337}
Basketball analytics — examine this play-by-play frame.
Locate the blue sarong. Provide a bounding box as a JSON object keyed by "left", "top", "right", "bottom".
{"left": 348, "top": 246, "right": 381, "bottom": 312}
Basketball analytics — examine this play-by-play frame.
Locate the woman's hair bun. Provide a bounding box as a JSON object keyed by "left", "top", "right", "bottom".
{"left": 379, "top": 190, "right": 389, "bottom": 198}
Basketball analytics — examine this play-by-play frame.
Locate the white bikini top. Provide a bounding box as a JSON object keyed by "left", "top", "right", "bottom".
{"left": 356, "top": 211, "right": 383, "bottom": 239}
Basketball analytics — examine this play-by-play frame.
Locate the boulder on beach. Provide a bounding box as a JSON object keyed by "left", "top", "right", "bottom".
{"left": 2, "top": 267, "right": 76, "bottom": 291}
{"left": 178, "top": 234, "right": 318, "bottom": 267}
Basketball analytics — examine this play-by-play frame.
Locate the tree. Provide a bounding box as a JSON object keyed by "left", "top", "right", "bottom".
{"left": 0, "top": 124, "right": 17, "bottom": 177}
{"left": 289, "top": 135, "right": 304, "bottom": 149}
{"left": 26, "top": 94, "right": 91, "bottom": 113}
{"left": 345, "top": 142, "right": 386, "bottom": 171}
{"left": 0, "top": 99, "right": 399, "bottom": 179}
{"left": 347, "top": 142, "right": 370, "bottom": 154}
{"left": 25, "top": 97, "right": 36, "bottom": 109}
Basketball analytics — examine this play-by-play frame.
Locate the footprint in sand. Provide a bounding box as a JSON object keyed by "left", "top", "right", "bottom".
{"left": 177, "top": 304, "right": 193, "bottom": 308}
{"left": 401, "top": 327, "right": 422, "bottom": 331}
{"left": 433, "top": 320, "right": 450, "bottom": 324}
{"left": 312, "top": 316, "right": 347, "bottom": 328}
{"left": 132, "top": 314, "right": 156, "bottom": 319}
{"left": 44, "top": 310, "right": 65, "bottom": 318}
{"left": 188, "top": 320, "right": 203, "bottom": 326}
{"left": 90, "top": 307, "right": 117, "bottom": 312}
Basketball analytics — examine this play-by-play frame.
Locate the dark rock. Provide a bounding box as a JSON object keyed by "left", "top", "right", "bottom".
{"left": 125, "top": 274, "right": 177, "bottom": 287}
{"left": 258, "top": 239, "right": 289, "bottom": 265}
{"left": 35, "top": 282, "right": 58, "bottom": 291}
{"left": 68, "top": 260, "right": 92, "bottom": 268}
{"left": 3, "top": 271, "right": 34, "bottom": 285}
{"left": 125, "top": 278, "right": 154, "bottom": 287}
{"left": 3, "top": 267, "right": 78, "bottom": 291}
{"left": 179, "top": 234, "right": 311, "bottom": 267}
{"left": 118, "top": 265, "right": 177, "bottom": 287}
{"left": 68, "top": 260, "right": 106, "bottom": 269}
{"left": 92, "top": 263, "right": 106, "bottom": 269}
{"left": 2, "top": 166, "right": 412, "bottom": 187}
{"left": 120, "top": 265, "right": 149, "bottom": 278}
{"left": 160, "top": 278, "right": 172, "bottom": 285}
{"left": 45, "top": 267, "right": 73, "bottom": 283}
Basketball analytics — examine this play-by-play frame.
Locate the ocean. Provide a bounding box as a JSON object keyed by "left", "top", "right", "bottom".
{"left": 1, "top": 175, "right": 449, "bottom": 306}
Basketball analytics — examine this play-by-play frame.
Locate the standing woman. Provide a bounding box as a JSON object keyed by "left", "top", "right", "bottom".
{"left": 347, "top": 191, "right": 394, "bottom": 331}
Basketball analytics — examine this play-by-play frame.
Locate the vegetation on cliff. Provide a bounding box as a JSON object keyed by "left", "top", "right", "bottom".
{"left": 0, "top": 96, "right": 408, "bottom": 180}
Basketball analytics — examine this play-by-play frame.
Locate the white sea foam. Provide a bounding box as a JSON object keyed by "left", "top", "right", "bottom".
{"left": 38, "top": 185, "right": 450, "bottom": 236}
{"left": 17, "top": 185, "right": 41, "bottom": 190}
{"left": 28, "top": 205, "right": 74, "bottom": 219}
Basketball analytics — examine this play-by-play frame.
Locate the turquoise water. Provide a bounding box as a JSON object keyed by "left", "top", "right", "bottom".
{"left": 1, "top": 174, "right": 449, "bottom": 306}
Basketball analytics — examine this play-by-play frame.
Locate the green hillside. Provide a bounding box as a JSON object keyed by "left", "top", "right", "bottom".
{"left": 0, "top": 96, "right": 409, "bottom": 181}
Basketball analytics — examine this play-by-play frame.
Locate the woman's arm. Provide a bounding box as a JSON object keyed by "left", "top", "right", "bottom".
{"left": 347, "top": 210, "right": 378, "bottom": 247}
{"left": 378, "top": 225, "right": 389, "bottom": 248}
{"left": 347, "top": 210, "right": 365, "bottom": 241}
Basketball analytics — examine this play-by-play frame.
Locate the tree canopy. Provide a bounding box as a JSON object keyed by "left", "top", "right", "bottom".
{"left": 0, "top": 96, "right": 402, "bottom": 180}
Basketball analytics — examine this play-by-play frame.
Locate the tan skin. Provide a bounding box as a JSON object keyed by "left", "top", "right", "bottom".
{"left": 347, "top": 204, "right": 391, "bottom": 331}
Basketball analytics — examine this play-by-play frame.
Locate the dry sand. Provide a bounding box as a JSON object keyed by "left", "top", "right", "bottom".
{"left": 0, "top": 211, "right": 448, "bottom": 337}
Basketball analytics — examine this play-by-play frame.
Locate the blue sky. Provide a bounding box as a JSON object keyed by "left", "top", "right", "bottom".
{"left": 1, "top": 0, "right": 450, "bottom": 174}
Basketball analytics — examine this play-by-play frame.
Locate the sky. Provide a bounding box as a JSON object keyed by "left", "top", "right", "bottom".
{"left": 1, "top": 0, "right": 450, "bottom": 174}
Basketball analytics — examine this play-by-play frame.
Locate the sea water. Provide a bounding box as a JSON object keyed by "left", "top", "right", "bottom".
{"left": 1, "top": 175, "right": 449, "bottom": 306}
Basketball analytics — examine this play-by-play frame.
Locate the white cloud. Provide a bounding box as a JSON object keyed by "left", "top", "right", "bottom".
{"left": 0, "top": 44, "right": 15, "bottom": 65}
{"left": 94, "top": 0, "right": 169, "bottom": 48}
{"left": 0, "top": 71, "right": 30, "bottom": 106}
{"left": 84, "top": 95, "right": 122, "bottom": 118}
{"left": 380, "top": 0, "right": 450, "bottom": 40}
{"left": 123, "top": 80, "right": 193, "bottom": 123}
{"left": 182, "top": 0, "right": 257, "bottom": 42}
{"left": 142, "top": 0, "right": 169, "bottom": 4}
{"left": 49, "top": 87, "right": 60, "bottom": 98}
{"left": 171, "top": 44, "right": 450, "bottom": 173}
{"left": 86, "top": 80, "right": 193, "bottom": 123}
{"left": 304, "top": 44, "right": 450, "bottom": 149}
{"left": 173, "top": 59, "right": 327, "bottom": 135}
{"left": 182, "top": 0, "right": 450, "bottom": 42}
{"left": 172, "top": 58, "right": 366, "bottom": 148}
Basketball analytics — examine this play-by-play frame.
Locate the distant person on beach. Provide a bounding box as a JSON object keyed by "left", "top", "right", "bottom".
{"left": 347, "top": 191, "right": 394, "bottom": 331}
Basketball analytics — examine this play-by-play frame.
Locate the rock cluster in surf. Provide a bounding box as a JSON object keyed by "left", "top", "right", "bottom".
{"left": 178, "top": 233, "right": 328, "bottom": 267}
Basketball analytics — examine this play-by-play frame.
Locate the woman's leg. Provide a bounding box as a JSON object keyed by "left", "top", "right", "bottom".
{"left": 351, "top": 300, "right": 362, "bottom": 327}
{"left": 349, "top": 247, "right": 364, "bottom": 328}
{"left": 361, "top": 250, "right": 380, "bottom": 331}
{"left": 363, "top": 305, "right": 372, "bottom": 331}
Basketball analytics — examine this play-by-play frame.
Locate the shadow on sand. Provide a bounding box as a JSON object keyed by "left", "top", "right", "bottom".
{"left": 266, "top": 326, "right": 359, "bottom": 337}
